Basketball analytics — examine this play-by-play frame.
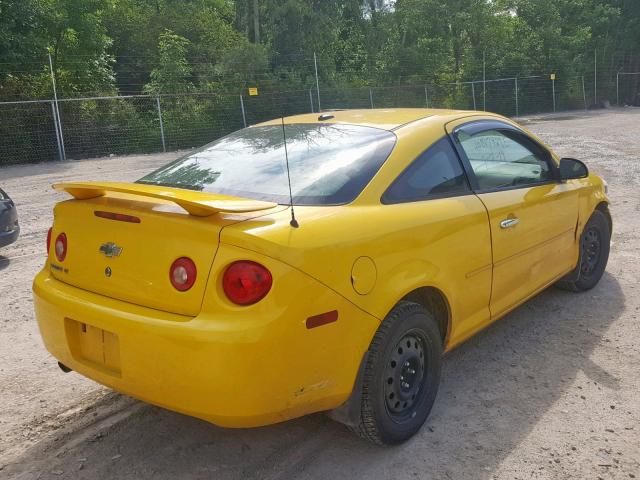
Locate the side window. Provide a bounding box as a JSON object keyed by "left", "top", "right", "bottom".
{"left": 383, "top": 137, "right": 470, "bottom": 204}
{"left": 456, "top": 129, "right": 554, "bottom": 190}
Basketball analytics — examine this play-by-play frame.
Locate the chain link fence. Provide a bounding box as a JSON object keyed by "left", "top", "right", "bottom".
{"left": 0, "top": 100, "right": 60, "bottom": 164}
{"left": 617, "top": 72, "right": 640, "bottom": 106}
{"left": 0, "top": 71, "right": 634, "bottom": 166}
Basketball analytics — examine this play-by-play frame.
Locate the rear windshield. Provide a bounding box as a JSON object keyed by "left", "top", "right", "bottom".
{"left": 137, "top": 123, "right": 396, "bottom": 205}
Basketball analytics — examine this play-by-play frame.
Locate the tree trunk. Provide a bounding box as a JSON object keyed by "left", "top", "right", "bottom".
{"left": 253, "top": 0, "right": 260, "bottom": 44}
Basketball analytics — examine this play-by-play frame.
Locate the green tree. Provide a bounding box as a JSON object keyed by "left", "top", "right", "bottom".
{"left": 0, "top": 0, "right": 638, "bottom": 102}
{"left": 0, "top": 0, "right": 115, "bottom": 99}
{"left": 144, "top": 30, "right": 193, "bottom": 94}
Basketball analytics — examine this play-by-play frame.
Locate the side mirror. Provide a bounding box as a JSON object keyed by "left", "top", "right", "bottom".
{"left": 559, "top": 158, "right": 589, "bottom": 181}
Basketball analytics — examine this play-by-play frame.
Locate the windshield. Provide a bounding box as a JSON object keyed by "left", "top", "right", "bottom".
{"left": 137, "top": 123, "right": 396, "bottom": 205}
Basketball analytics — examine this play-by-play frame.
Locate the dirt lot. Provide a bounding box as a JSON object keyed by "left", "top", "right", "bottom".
{"left": 0, "top": 109, "right": 638, "bottom": 479}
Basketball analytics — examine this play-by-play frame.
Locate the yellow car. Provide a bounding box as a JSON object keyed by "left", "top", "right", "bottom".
{"left": 33, "top": 109, "right": 610, "bottom": 445}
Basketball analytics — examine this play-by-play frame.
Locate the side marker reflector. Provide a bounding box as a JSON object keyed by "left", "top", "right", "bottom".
{"left": 306, "top": 310, "right": 338, "bottom": 329}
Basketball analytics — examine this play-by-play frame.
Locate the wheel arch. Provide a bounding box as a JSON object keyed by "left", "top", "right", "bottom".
{"left": 595, "top": 201, "right": 612, "bottom": 234}
{"left": 399, "top": 286, "right": 451, "bottom": 347}
{"left": 557, "top": 199, "right": 611, "bottom": 290}
{"left": 329, "top": 285, "right": 451, "bottom": 429}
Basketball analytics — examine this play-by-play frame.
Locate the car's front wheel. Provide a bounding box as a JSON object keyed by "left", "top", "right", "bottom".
{"left": 352, "top": 301, "right": 442, "bottom": 445}
{"left": 557, "top": 209, "right": 610, "bottom": 292}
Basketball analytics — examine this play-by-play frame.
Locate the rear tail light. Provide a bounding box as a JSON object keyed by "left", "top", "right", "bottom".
{"left": 46, "top": 228, "right": 52, "bottom": 255}
{"left": 54, "top": 233, "right": 67, "bottom": 262}
{"left": 223, "top": 261, "right": 272, "bottom": 305}
{"left": 170, "top": 257, "right": 197, "bottom": 291}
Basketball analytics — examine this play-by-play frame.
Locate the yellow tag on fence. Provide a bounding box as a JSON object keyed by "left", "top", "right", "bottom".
{"left": 248, "top": 87, "right": 259, "bottom": 96}
{"left": 550, "top": 73, "right": 556, "bottom": 80}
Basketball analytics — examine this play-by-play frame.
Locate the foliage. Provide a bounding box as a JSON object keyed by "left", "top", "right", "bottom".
{"left": 0, "top": 0, "right": 638, "bottom": 97}
{"left": 144, "top": 30, "right": 193, "bottom": 94}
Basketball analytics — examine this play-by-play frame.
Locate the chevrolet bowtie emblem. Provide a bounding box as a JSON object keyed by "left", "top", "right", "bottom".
{"left": 99, "top": 242, "right": 123, "bottom": 258}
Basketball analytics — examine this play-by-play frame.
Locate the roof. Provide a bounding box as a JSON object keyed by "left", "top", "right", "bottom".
{"left": 256, "top": 108, "right": 471, "bottom": 131}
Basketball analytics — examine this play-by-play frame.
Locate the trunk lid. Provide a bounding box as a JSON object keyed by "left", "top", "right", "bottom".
{"left": 49, "top": 182, "right": 279, "bottom": 317}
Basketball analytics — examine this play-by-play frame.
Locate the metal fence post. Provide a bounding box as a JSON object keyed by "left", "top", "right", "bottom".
{"left": 50, "top": 101, "right": 63, "bottom": 161}
{"left": 594, "top": 49, "right": 597, "bottom": 106}
{"left": 309, "top": 88, "right": 314, "bottom": 113}
{"left": 369, "top": 88, "right": 374, "bottom": 109}
{"left": 155, "top": 95, "right": 166, "bottom": 152}
{"left": 239, "top": 95, "right": 247, "bottom": 128}
{"left": 616, "top": 72, "right": 620, "bottom": 106}
{"left": 514, "top": 78, "right": 519, "bottom": 117}
{"left": 483, "top": 50, "right": 486, "bottom": 110}
{"left": 552, "top": 76, "right": 556, "bottom": 112}
{"left": 424, "top": 85, "right": 429, "bottom": 108}
{"left": 582, "top": 75, "right": 587, "bottom": 110}
{"left": 314, "top": 52, "right": 322, "bottom": 111}
{"left": 48, "top": 53, "right": 66, "bottom": 160}
{"left": 471, "top": 82, "right": 476, "bottom": 110}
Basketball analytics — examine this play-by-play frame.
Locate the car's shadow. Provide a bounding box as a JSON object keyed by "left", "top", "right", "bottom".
{"left": 5, "top": 273, "right": 625, "bottom": 480}
{"left": 0, "top": 255, "right": 9, "bottom": 271}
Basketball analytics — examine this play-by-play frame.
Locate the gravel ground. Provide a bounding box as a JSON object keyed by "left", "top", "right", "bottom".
{"left": 0, "top": 109, "right": 638, "bottom": 479}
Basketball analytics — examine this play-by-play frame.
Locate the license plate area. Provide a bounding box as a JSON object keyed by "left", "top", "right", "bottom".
{"left": 65, "top": 318, "right": 121, "bottom": 376}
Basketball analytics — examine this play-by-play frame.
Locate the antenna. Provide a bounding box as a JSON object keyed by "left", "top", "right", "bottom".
{"left": 281, "top": 116, "right": 299, "bottom": 228}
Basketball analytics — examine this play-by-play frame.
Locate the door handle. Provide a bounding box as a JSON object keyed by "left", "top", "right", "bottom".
{"left": 500, "top": 217, "right": 520, "bottom": 229}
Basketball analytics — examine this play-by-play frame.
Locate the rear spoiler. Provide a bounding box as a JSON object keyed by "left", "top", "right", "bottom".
{"left": 53, "top": 182, "right": 278, "bottom": 217}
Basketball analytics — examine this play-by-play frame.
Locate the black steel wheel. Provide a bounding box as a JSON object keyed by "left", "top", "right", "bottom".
{"left": 384, "top": 331, "right": 425, "bottom": 421}
{"left": 580, "top": 226, "right": 602, "bottom": 278}
{"left": 557, "top": 209, "right": 610, "bottom": 292}
{"left": 352, "top": 301, "right": 442, "bottom": 445}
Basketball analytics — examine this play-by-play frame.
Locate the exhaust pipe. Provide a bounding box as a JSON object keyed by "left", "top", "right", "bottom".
{"left": 58, "top": 361, "right": 72, "bottom": 373}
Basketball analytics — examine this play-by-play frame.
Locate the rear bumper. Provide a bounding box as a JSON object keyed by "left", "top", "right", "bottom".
{"left": 33, "top": 257, "right": 379, "bottom": 427}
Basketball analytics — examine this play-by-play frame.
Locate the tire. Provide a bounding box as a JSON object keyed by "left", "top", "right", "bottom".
{"left": 352, "top": 301, "right": 442, "bottom": 445}
{"left": 557, "top": 209, "right": 610, "bottom": 292}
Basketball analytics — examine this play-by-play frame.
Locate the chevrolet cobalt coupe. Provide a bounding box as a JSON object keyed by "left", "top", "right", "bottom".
{"left": 34, "top": 109, "right": 610, "bottom": 444}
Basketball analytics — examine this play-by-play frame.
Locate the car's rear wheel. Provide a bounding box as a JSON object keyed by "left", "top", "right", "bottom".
{"left": 352, "top": 301, "right": 442, "bottom": 445}
{"left": 557, "top": 209, "right": 610, "bottom": 292}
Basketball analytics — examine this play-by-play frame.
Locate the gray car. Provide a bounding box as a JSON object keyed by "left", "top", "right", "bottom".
{"left": 0, "top": 188, "right": 19, "bottom": 248}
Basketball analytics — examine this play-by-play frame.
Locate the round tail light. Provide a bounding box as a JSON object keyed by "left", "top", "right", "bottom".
{"left": 46, "top": 228, "right": 52, "bottom": 255}
{"left": 170, "top": 257, "right": 197, "bottom": 291}
{"left": 54, "top": 233, "right": 67, "bottom": 262}
{"left": 223, "top": 261, "right": 272, "bottom": 305}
